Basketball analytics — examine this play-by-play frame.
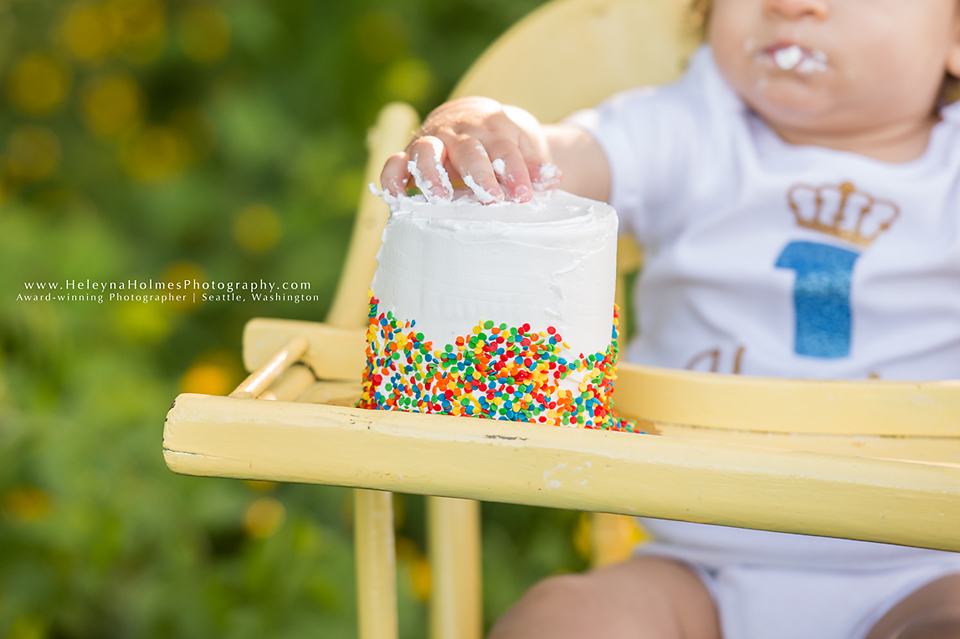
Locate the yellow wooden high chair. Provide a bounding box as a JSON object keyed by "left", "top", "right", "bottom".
{"left": 162, "top": 0, "right": 960, "bottom": 637}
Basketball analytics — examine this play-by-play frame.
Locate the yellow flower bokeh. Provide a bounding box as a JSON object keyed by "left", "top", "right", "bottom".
{"left": 233, "top": 203, "right": 281, "bottom": 254}
{"left": 111, "top": 0, "right": 167, "bottom": 64}
{"left": 573, "top": 512, "right": 592, "bottom": 561}
{"left": 8, "top": 615, "right": 47, "bottom": 639}
{"left": 177, "top": 5, "right": 231, "bottom": 64}
{"left": 180, "top": 362, "right": 232, "bottom": 396}
{"left": 121, "top": 125, "right": 190, "bottom": 182}
{"left": 383, "top": 58, "right": 434, "bottom": 104}
{"left": 395, "top": 536, "right": 431, "bottom": 602}
{"left": 61, "top": 2, "right": 116, "bottom": 62}
{"left": 243, "top": 497, "right": 286, "bottom": 540}
{"left": 114, "top": 301, "right": 171, "bottom": 344}
{"left": 4, "top": 486, "right": 51, "bottom": 522}
{"left": 81, "top": 72, "right": 144, "bottom": 138}
{"left": 162, "top": 260, "right": 206, "bottom": 310}
{"left": 409, "top": 556, "right": 431, "bottom": 603}
{"left": 244, "top": 480, "right": 279, "bottom": 492}
{"left": 162, "top": 260, "right": 205, "bottom": 284}
{"left": 60, "top": 0, "right": 167, "bottom": 64}
{"left": 179, "top": 349, "right": 244, "bottom": 396}
{"left": 333, "top": 168, "right": 365, "bottom": 211}
{"left": 573, "top": 512, "right": 650, "bottom": 565}
{"left": 7, "top": 53, "right": 71, "bottom": 115}
{"left": 6, "top": 126, "right": 61, "bottom": 181}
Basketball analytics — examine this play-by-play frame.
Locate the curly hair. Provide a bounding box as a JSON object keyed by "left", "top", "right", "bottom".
{"left": 689, "top": 0, "right": 959, "bottom": 106}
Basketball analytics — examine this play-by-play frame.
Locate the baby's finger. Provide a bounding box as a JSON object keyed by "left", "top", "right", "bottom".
{"left": 509, "top": 119, "right": 558, "bottom": 191}
{"left": 451, "top": 137, "right": 503, "bottom": 204}
{"left": 409, "top": 136, "right": 454, "bottom": 202}
{"left": 531, "top": 162, "right": 562, "bottom": 191}
{"left": 485, "top": 141, "right": 533, "bottom": 202}
{"left": 381, "top": 152, "right": 410, "bottom": 196}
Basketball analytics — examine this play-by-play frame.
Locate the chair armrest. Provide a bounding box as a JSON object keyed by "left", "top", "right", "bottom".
{"left": 163, "top": 393, "right": 960, "bottom": 552}
{"left": 242, "top": 318, "right": 365, "bottom": 381}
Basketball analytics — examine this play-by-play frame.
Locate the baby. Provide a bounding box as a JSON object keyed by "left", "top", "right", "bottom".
{"left": 381, "top": 0, "right": 960, "bottom": 638}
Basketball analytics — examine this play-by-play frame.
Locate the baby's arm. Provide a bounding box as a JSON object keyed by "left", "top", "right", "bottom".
{"left": 380, "top": 97, "right": 611, "bottom": 204}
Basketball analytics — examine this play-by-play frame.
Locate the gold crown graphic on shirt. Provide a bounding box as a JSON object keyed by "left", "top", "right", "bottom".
{"left": 788, "top": 182, "right": 900, "bottom": 249}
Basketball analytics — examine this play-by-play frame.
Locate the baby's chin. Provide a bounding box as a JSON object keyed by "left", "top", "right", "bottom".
{"left": 740, "top": 75, "right": 842, "bottom": 130}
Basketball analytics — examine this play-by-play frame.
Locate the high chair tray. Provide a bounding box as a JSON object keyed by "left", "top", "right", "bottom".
{"left": 163, "top": 319, "right": 960, "bottom": 553}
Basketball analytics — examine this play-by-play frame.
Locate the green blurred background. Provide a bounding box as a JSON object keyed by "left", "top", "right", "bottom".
{"left": 0, "top": 0, "right": 615, "bottom": 636}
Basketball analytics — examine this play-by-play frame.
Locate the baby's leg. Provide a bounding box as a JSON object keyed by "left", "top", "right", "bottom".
{"left": 488, "top": 556, "right": 720, "bottom": 639}
{"left": 865, "top": 574, "right": 960, "bottom": 639}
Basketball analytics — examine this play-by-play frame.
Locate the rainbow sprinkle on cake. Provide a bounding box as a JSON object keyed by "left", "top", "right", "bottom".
{"left": 359, "top": 293, "right": 634, "bottom": 432}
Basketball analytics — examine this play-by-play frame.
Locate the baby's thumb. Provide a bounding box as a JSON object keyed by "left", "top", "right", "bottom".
{"left": 381, "top": 152, "right": 410, "bottom": 196}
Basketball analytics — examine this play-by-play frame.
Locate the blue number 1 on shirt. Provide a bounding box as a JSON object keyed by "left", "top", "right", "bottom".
{"left": 775, "top": 241, "right": 861, "bottom": 359}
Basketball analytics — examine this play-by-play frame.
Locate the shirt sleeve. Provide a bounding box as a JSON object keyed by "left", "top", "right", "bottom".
{"left": 565, "top": 47, "right": 726, "bottom": 249}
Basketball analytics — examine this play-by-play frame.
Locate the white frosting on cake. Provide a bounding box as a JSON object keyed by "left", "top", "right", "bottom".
{"left": 371, "top": 189, "right": 618, "bottom": 358}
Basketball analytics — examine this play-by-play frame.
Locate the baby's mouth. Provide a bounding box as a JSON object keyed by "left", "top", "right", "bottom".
{"left": 761, "top": 43, "right": 828, "bottom": 74}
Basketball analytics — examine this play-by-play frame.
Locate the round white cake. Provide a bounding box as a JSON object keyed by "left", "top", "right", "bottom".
{"left": 359, "top": 189, "right": 630, "bottom": 430}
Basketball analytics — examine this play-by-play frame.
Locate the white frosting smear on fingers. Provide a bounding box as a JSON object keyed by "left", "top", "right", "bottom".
{"left": 463, "top": 174, "right": 498, "bottom": 204}
{"left": 408, "top": 154, "right": 453, "bottom": 204}
{"left": 533, "top": 163, "right": 560, "bottom": 190}
{"left": 408, "top": 157, "right": 433, "bottom": 196}
{"left": 435, "top": 158, "right": 454, "bottom": 198}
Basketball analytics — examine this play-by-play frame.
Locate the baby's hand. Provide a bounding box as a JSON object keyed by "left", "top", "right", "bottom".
{"left": 380, "top": 97, "right": 562, "bottom": 204}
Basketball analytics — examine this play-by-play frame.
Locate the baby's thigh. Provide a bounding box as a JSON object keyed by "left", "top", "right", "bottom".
{"left": 488, "top": 556, "right": 720, "bottom": 639}
{"left": 864, "top": 574, "right": 960, "bottom": 639}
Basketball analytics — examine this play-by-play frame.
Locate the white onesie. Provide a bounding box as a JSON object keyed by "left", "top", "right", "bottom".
{"left": 568, "top": 46, "right": 960, "bottom": 639}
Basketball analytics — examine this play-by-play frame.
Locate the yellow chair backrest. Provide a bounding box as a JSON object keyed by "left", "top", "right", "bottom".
{"left": 451, "top": 0, "right": 700, "bottom": 120}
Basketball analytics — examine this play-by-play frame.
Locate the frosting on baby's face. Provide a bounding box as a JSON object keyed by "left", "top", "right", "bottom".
{"left": 708, "top": 0, "right": 960, "bottom": 159}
